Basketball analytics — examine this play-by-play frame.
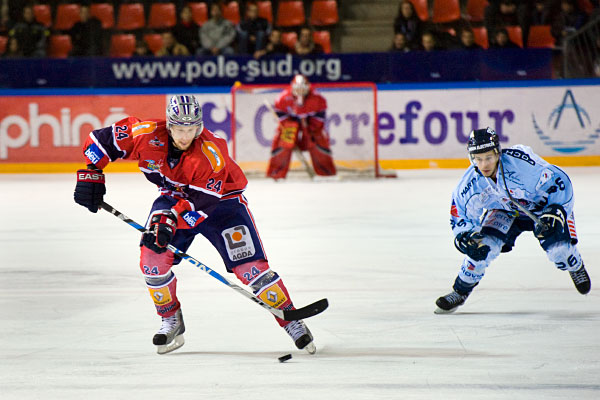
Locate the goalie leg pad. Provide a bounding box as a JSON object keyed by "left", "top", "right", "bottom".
{"left": 545, "top": 241, "right": 583, "bottom": 272}
{"left": 267, "top": 147, "right": 293, "bottom": 179}
{"left": 233, "top": 260, "right": 294, "bottom": 327}
{"left": 308, "top": 144, "right": 336, "bottom": 176}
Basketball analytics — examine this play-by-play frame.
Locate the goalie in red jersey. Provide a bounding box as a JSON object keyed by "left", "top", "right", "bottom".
{"left": 267, "top": 75, "right": 336, "bottom": 179}
{"left": 73, "top": 95, "right": 316, "bottom": 355}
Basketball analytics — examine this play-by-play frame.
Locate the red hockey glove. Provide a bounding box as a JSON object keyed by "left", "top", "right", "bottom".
{"left": 74, "top": 166, "right": 106, "bottom": 213}
{"left": 142, "top": 210, "right": 177, "bottom": 254}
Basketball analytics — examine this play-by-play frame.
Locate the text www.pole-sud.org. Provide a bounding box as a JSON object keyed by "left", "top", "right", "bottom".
{"left": 111, "top": 55, "right": 342, "bottom": 83}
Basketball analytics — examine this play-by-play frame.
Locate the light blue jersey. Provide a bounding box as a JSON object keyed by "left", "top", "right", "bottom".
{"left": 450, "top": 145, "right": 575, "bottom": 237}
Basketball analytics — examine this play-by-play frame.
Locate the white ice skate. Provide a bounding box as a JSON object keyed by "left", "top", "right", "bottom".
{"left": 153, "top": 309, "right": 185, "bottom": 354}
{"left": 284, "top": 320, "right": 316, "bottom": 354}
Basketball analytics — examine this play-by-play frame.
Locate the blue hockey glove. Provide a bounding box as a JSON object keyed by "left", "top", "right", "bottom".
{"left": 534, "top": 204, "right": 567, "bottom": 240}
{"left": 142, "top": 210, "right": 177, "bottom": 254}
{"left": 454, "top": 230, "right": 491, "bottom": 261}
{"left": 74, "top": 166, "right": 106, "bottom": 213}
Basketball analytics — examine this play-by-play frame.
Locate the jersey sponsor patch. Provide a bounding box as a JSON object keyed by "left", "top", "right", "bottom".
{"left": 132, "top": 121, "right": 158, "bottom": 137}
{"left": 148, "top": 286, "right": 172, "bottom": 306}
{"left": 222, "top": 225, "right": 255, "bottom": 262}
{"left": 84, "top": 143, "right": 105, "bottom": 164}
{"left": 201, "top": 141, "right": 225, "bottom": 173}
{"left": 482, "top": 209, "right": 515, "bottom": 235}
{"left": 258, "top": 282, "right": 288, "bottom": 308}
{"left": 181, "top": 210, "right": 204, "bottom": 228}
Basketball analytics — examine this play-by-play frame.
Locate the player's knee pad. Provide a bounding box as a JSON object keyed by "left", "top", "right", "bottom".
{"left": 145, "top": 271, "right": 180, "bottom": 317}
{"left": 233, "top": 260, "right": 293, "bottom": 311}
{"left": 545, "top": 241, "right": 583, "bottom": 272}
{"left": 140, "top": 244, "right": 175, "bottom": 277}
{"left": 459, "top": 236, "right": 503, "bottom": 284}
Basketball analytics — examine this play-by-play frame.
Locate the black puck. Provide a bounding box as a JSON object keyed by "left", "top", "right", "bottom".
{"left": 278, "top": 353, "right": 292, "bottom": 363}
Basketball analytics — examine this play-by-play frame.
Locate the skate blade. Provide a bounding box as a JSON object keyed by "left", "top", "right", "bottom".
{"left": 304, "top": 341, "right": 316, "bottom": 354}
{"left": 434, "top": 307, "right": 458, "bottom": 314}
{"left": 156, "top": 334, "right": 185, "bottom": 354}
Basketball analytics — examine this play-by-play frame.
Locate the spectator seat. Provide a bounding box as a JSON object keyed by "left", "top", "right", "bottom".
{"left": 54, "top": 4, "right": 82, "bottom": 31}
{"left": 313, "top": 30, "right": 331, "bottom": 53}
{"left": 432, "top": 0, "right": 461, "bottom": 23}
{"left": 466, "top": 0, "right": 489, "bottom": 22}
{"left": 527, "top": 25, "right": 555, "bottom": 48}
{"left": 276, "top": 1, "right": 306, "bottom": 27}
{"left": 0, "top": 36, "right": 7, "bottom": 55}
{"left": 409, "top": 0, "right": 430, "bottom": 21}
{"left": 505, "top": 25, "right": 523, "bottom": 47}
{"left": 144, "top": 33, "right": 164, "bottom": 54}
{"left": 116, "top": 3, "right": 145, "bottom": 31}
{"left": 110, "top": 33, "right": 136, "bottom": 57}
{"left": 281, "top": 31, "right": 298, "bottom": 49}
{"left": 222, "top": 1, "right": 241, "bottom": 25}
{"left": 33, "top": 4, "right": 52, "bottom": 28}
{"left": 148, "top": 3, "right": 177, "bottom": 29}
{"left": 257, "top": 1, "right": 273, "bottom": 23}
{"left": 310, "top": 0, "right": 339, "bottom": 26}
{"left": 48, "top": 34, "right": 73, "bottom": 58}
{"left": 90, "top": 3, "right": 115, "bottom": 29}
{"left": 188, "top": 2, "right": 208, "bottom": 25}
{"left": 472, "top": 26, "right": 489, "bottom": 49}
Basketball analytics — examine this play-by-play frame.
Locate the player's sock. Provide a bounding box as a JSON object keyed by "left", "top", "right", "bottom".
{"left": 434, "top": 291, "right": 470, "bottom": 314}
{"left": 153, "top": 309, "right": 185, "bottom": 354}
{"left": 284, "top": 320, "right": 316, "bottom": 354}
{"left": 569, "top": 263, "right": 591, "bottom": 294}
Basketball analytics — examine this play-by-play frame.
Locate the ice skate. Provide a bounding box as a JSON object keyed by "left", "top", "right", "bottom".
{"left": 569, "top": 264, "right": 591, "bottom": 295}
{"left": 435, "top": 291, "right": 469, "bottom": 314}
{"left": 153, "top": 309, "right": 185, "bottom": 354}
{"left": 284, "top": 320, "right": 316, "bottom": 354}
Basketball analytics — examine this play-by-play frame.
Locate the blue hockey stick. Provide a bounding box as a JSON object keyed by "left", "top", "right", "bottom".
{"left": 100, "top": 201, "right": 328, "bottom": 321}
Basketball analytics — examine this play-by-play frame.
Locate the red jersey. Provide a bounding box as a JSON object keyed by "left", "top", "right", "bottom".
{"left": 82, "top": 117, "right": 247, "bottom": 229}
{"left": 273, "top": 88, "right": 327, "bottom": 134}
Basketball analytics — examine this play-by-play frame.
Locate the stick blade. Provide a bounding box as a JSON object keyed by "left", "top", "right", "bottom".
{"left": 282, "top": 298, "right": 329, "bottom": 321}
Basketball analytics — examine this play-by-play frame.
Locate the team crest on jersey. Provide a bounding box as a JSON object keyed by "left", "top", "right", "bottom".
{"left": 145, "top": 159, "right": 163, "bottom": 171}
{"left": 222, "top": 225, "right": 255, "bottom": 261}
{"left": 201, "top": 141, "right": 225, "bottom": 173}
{"left": 132, "top": 121, "right": 158, "bottom": 137}
{"left": 149, "top": 137, "right": 165, "bottom": 147}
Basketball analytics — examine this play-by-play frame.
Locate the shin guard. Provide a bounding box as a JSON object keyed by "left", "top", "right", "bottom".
{"left": 140, "top": 246, "right": 180, "bottom": 317}
{"left": 233, "top": 260, "right": 295, "bottom": 327}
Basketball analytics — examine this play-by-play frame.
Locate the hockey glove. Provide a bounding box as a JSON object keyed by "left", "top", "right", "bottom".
{"left": 142, "top": 210, "right": 177, "bottom": 254}
{"left": 454, "top": 230, "right": 491, "bottom": 261}
{"left": 74, "top": 166, "right": 106, "bottom": 213}
{"left": 534, "top": 204, "right": 567, "bottom": 240}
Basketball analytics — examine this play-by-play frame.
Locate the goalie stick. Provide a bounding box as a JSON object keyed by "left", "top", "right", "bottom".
{"left": 100, "top": 201, "right": 328, "bottom": 321}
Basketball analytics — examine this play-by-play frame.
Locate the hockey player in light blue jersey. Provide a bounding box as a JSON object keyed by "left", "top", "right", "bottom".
{"left": 435, "top": 127, "right": 591, "bottom": 314}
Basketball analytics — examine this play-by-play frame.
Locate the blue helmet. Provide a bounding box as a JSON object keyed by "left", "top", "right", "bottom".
{"left": 166, "top": 95, "right": 204, "bottom": 137}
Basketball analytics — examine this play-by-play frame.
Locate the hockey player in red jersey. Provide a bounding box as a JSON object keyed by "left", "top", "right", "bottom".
{"left": 266, "top": 74, "right": 336, "bottom": 179}
{"left": 74, "top": 95, "right": 316, "bottom": 355}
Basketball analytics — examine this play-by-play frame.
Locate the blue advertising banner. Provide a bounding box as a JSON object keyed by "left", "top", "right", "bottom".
{"left": 0, "top": 49, "right": 552, "bottom": 89}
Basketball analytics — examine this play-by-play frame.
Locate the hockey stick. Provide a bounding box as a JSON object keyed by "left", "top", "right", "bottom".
{"left": 263, "top": 100, "right": 315, "bottom": 178}
{"left": 498, "top": 159, "right": 547, "bottom": 229}
{"left": 100, "top": 201, "right": 328, "bottom": 321}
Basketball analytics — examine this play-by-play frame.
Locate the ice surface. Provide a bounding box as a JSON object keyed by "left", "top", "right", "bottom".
{"left": 1, "top": 168, "right": 599, "bottom": 400}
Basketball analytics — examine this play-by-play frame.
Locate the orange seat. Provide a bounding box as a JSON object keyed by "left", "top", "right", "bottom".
{"left": 48, "top": 34, "right": 73, "bottom": 58}
{"left": 110, "top": 34, "right": 136, "bottom": 57}
{"left": 257, "top": 1, "right": 273, "bottom": 23}
{"left": 54, "top": 4, "right": 81, "bottom": 31}
{"left": 144, "top": 33, "right": 164, "bottom": 54}
{"left": 222, "top": 1, "right": 241, "bottom": 25}
{"left": 409, "top": 0, "right": 429, "bottom": 22}
{"left": 310, "top": 0, "right": 339, "bottom": 26}
{"left": 276, "top": 1, "right": 305, "bottom": 27}
{"left": 527, "top": 25, "right": 555, "bottom": 48}
{"left": 116, "top": 3, "right": 145, "bottom": 31}
{"left": 432, "top": 0, "right": 461, "bottom": 23}
{"left": 466, "top": 0, "right": 489, "bottom": 22}
{"left": 148, "top": 3, "right": 177, "bottom": 29}
{"left": 281, "top": 31, "right": 298, "bottom": 49}
{"left": 90, "top": 3, "right": 115, "bottom": 29}
{"left": 505, "top": 25, "right": 523, "bottom": 48}
{"left": 471, "top": 26, "right": 489, "bottom": 49}
{"left": 577, "top": 0, "right": 594, "bottom": 14}
{"left": 188, "top": 2, "right": 208, "bottom": 25}
{"left": 312, "top": 30, "right": 331, "bottom": 53}
{"left": 0, "top": 36, "right": 8, "bottom": 55}
{"left": 33, "top": 4, "right": 52, "bottom": 28}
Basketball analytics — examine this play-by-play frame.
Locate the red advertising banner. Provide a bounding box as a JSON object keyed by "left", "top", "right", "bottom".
{"left": 0, "top": 94, "right": 165, "bottom": 169}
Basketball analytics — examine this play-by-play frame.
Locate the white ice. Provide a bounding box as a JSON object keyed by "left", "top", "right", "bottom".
{"left": 1, "top": 168, "right": 599, "bottom": 400}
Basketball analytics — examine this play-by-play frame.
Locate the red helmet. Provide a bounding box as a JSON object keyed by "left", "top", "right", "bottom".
{"left": 290, "top": 74, "right": 310, "bottom": 104}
